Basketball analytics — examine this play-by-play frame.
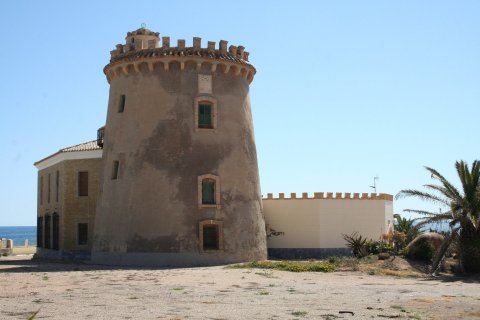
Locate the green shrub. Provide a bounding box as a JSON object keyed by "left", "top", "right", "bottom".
{"left": 366, "top": 240, "right": 394, "bottom": 255}
{"left": 404, "top": 237, "right": 434, "bottom": 261}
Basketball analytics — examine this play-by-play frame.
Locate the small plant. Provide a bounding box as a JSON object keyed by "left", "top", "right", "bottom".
{"left": 27, "top": 310, "right": 40, "bottom": 320}
{"left": 257, "top": 290, "right": 269, "bottom": 295}
{"left": 343, "top": 232, "right": 369, "bottom": 257}
{"left": 291, "top": 311, "right": 308, "bottom": 317}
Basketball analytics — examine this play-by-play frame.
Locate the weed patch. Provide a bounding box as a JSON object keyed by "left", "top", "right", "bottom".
{"left": 228, "top": 260, "right": 335, "bottom": 273}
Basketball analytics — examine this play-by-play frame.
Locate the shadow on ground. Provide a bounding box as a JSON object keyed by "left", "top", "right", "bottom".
{"left": 0, "top": 256, "right": 208, "bottom": 273}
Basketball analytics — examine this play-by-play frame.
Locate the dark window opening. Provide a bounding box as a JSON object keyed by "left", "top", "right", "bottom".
{"left": 198, "top": 103, "right": 213, "bottom": 128}
{"left": 97, "top": 127, "right": 105, "bottom": 148}
{"left": 44, "top": 215, "right": 51, "bottom": 249}
{"left": 52, "top": 213, "right": 59, "bottom": 250}
{"left": 118, "top": 94, "right": 126, "bottom": 113}
{"left": 202, "top": 179, "right": 215, "bottom": 204}
{"left": 78, "top": 223, "right": 88, "bottom": 245}
{"left": 203, "top": 225, "right": 219, "bottom": 250}
{"left": 55, "top": 171, "right": 60, "bottom": 202}
{"left": 78, "top": 171, "right": 88, "bottom": 197}
{"left": 37, "top": 216, "right": 43, "bottom": 248}
{"left": 112, "top": 161, "right": 119, "bottom": 180}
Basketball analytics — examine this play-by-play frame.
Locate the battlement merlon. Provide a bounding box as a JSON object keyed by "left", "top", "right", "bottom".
{"left": 105, "top": 29, "right": 255, "bottom": 84}
{"left": 263, "top": 192, "right": 394, "bottom": 201}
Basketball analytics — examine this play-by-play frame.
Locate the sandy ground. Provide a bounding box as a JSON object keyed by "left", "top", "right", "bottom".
{"left": 0, "top": 256, "right": 479, "bottom": 320}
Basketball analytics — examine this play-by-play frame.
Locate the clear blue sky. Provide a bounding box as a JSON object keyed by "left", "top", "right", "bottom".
{"left": 1, "top": 1, "right": 479, "bottom": 226}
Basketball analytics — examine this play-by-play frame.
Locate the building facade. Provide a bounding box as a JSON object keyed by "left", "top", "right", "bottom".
{"left": 34, "top": 28, "right": 393, "bottom": 265}
{"left": 34, "top": 141, "right": 102, "bottom": 259}
{"left": 263, "top": 192, "right": 393, "bottom": 258}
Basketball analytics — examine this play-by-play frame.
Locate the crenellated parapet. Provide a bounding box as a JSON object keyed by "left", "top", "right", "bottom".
{"left": 104, "top": 28, "right": 256, "bottom": 84}
{"left": 263, "top": 192, "right": 394, "bottom": 201}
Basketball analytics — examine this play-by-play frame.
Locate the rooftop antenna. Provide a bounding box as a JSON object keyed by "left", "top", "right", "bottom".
{"left": 141, "top": 22, "right": 147, "bottom": 29}
{"left": 370, "top": 176, "right": 379, "bottom": 193}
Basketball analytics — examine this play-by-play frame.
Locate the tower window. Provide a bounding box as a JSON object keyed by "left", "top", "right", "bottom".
{"left": 194, "top": 96, "right": 217, "bottom": 131}
{"left": 198, "top": 103, "right": 213, "bottom": 128}
{"left": 202, "top": 224, "right": 219, "bottom": 250}
{"left": 118, "top": 94, "right": 126, "bottom": 113}
{"left": 197, "top": 174, "right": 220, "bottom": 208}
{"left": 199, "top": 220, "right": 223, "bottom": 252}
{"left": 78, "top": 223, "right": 88, "bottom": 245}
{"left": 78, "top": 171, "right": 89, "bottom": 197}
{"left": 112, "top": 161, "right": 120, "bottom": 180}
{"left": 202, "top": 179, "right": 215, "bottom": 204}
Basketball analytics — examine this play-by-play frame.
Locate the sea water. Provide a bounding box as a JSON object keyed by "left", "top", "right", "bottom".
{"left": 0, "top": 226, "right": 36, "bottom": 246}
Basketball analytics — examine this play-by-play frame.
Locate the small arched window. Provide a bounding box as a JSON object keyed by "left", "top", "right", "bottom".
{"left": 194, "top": 96, "right": 217, "bottom": 131}
{"left": 198, "top": 102, "right": 213, "bottom": 128}
{"left": 198, "top": 174, "right": 220, "bottom": 208}
{"left": 199, "top": 220, "right": 223, "bottom": 251}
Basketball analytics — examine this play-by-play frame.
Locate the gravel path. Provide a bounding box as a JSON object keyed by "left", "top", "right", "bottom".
{"left": 1, "top": 256, "right": 479, "bottom": 319}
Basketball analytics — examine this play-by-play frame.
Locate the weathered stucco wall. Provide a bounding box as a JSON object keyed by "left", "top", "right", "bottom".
{"left": 264, "top": 193, "right": 394, "bottom": 251}
{"left": 92, "top": 41, "right": 267, "bottom": 266}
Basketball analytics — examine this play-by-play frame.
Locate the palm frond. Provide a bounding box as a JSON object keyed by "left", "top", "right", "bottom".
{"left": 402, "top": 208, "right": 443, "bottom": 216}
{"left": 414, "top": 213, "right": 453, "bottom": 227}
{"left": 395, "top": 189, "right": 448, "bottom": 206}
{"left": 423, "top": 184, "right": 462, "bottom": 203}
{"left": 425, "top": 166, "right": 462, "bottom": 200}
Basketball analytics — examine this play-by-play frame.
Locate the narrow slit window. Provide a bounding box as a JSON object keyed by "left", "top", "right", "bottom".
{"left": 118, "top": 94, "right": 126, "bottom": 113}
{"left": 47, "top": 173, "right": 51, "bottom": 203}
{"left": 78, "top": 223, "right": 88, "bottom": 245}
{"left": 78, "top": 171, "right": 89, "bottom": 197}
{"left": 202, "top": 179, "right": 215, "bottom": 204}
{"left": 198, "top": 103, "right": 213, "bottom": 128}
{"left": 55, "top": 171, "right": 60, "bottom": 202}
{"left": 203, "top": 224, "right": 219, "bottom": 250}
{"left": 40, "top": 176, "right": 43, "bottom": 205}
{"left": 112, "top": 161, "right": 119, "bottom": 180}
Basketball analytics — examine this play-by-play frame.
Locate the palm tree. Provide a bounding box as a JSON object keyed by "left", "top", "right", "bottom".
{"left": 396, "top": 160, "right": 480, "bottom": 274}
{"left": 393, "top": 213, "right": 421, "bottom": 244}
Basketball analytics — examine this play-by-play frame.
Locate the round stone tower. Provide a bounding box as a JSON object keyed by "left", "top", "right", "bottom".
{"left": 91, "top": 27, "right": 267, "bottom": 266}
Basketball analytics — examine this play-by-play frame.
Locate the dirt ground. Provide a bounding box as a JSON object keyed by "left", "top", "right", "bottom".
{"left": 1, "top": 256, "right": 479, "bottom": 320}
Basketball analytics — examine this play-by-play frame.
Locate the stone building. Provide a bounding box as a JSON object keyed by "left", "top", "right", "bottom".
{"left": 34, "top": 141, "right": 102, "bottom": 258}
{"left": 34, "top": 27, "right": 393, "bottom": 265}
